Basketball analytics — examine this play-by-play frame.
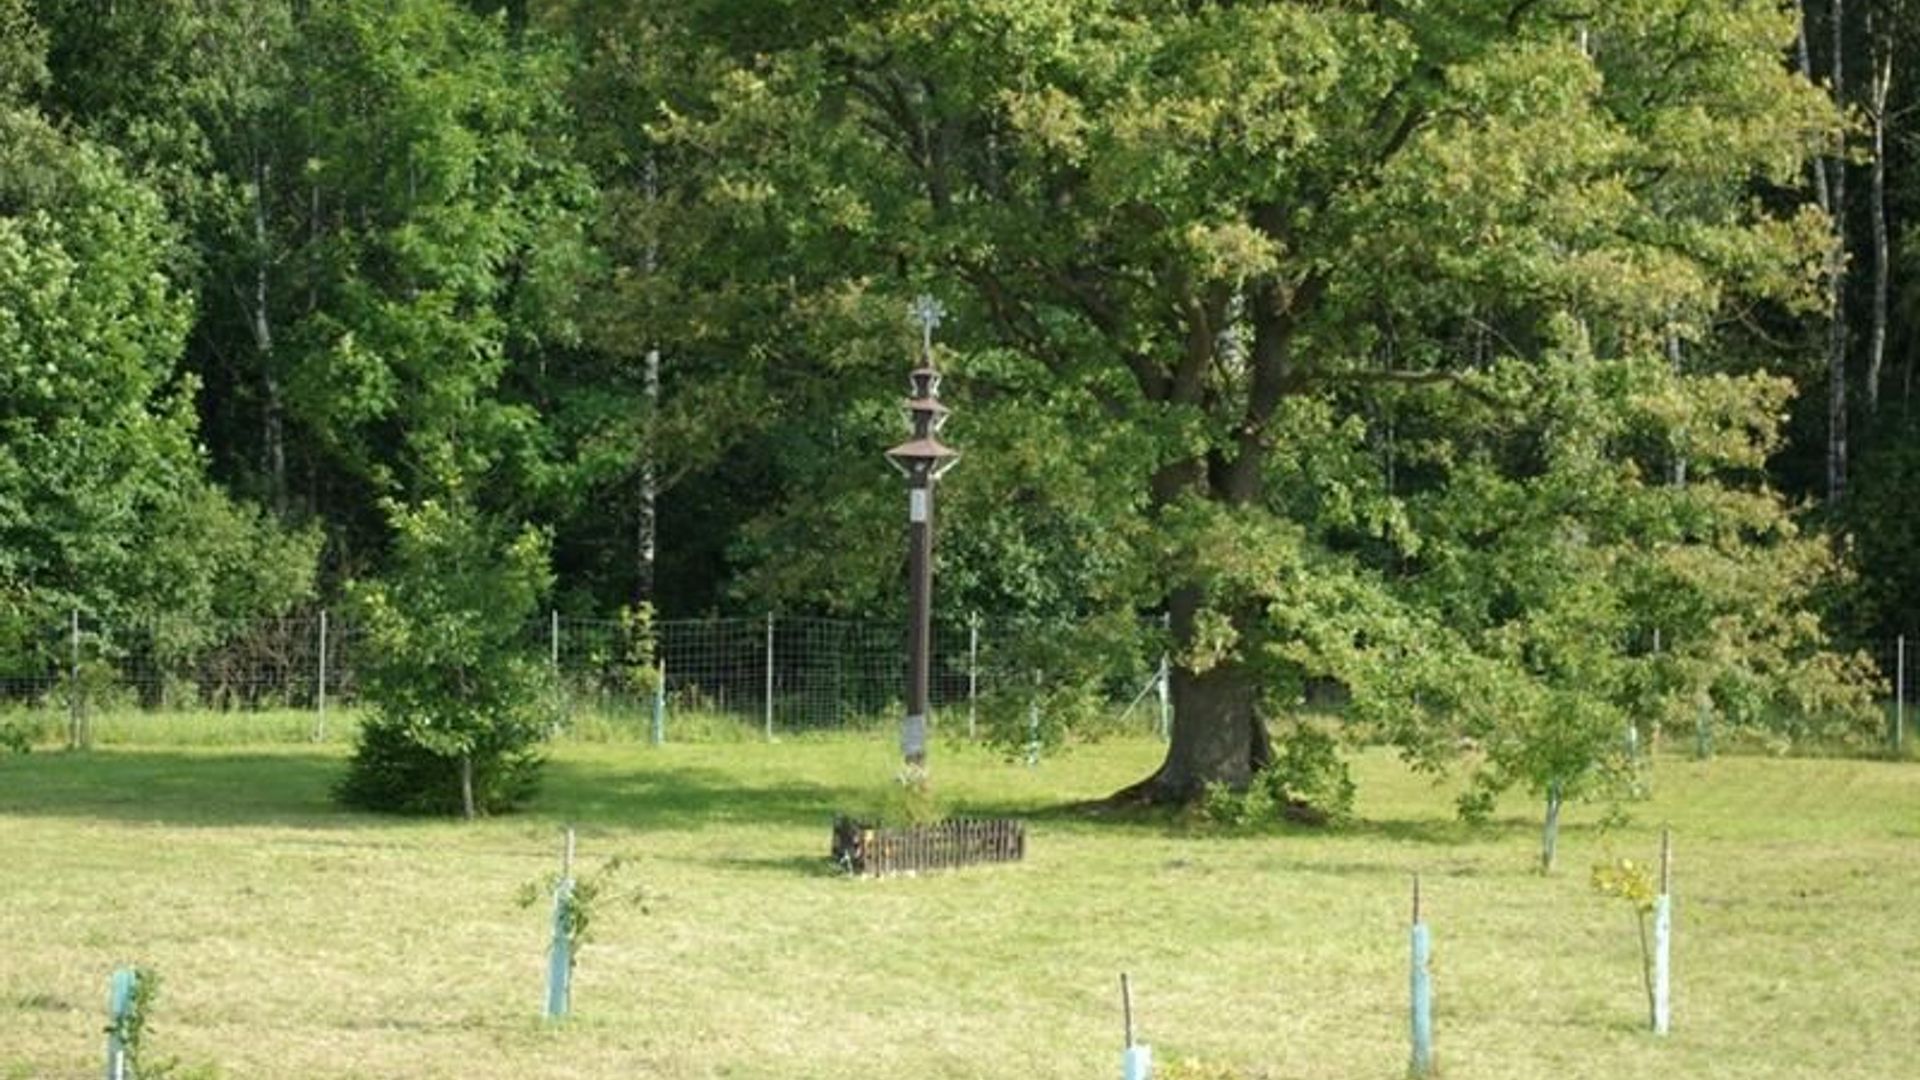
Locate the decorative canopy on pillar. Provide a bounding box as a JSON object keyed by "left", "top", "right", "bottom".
{"left": 885, "top": 296, "right": 959, "bottom": 481}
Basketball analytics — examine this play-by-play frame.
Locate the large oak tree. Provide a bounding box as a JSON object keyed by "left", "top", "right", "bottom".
{"left": 627, "top": 0, "right": 1876, "bottom": 804}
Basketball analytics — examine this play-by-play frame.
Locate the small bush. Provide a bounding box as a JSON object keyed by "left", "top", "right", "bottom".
{"left": 1259, "top": 724, "right": 1355, "bottom": 825}
{"left": 336, "top": 495, "right": 556, "bottom": 818}
{"left": 0, "top": 717, "right": 36, "bottom": 754}
{"left": 336, "top": 711, "right": 544, "bottom": 816}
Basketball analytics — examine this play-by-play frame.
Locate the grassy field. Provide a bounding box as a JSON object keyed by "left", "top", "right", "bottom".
{"left": 1, "top": 726, "right": 1916, "bottom": 1079}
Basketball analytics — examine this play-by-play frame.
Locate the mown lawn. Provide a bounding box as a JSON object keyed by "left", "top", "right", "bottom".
{"left": 1, "top": 728, "right": 1915, "bottom": 1079}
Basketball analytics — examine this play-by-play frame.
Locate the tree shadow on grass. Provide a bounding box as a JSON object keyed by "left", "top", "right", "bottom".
{"left": 0, "top": 747, "right": 367, "bottom": 829}
{"left": 533, "top": 758, "right": 868, "bottom": 833}
{"left": 1339, "top": 814, "right": 1542, "bottom": 846}
{"left": 0, "top": 747, "right": 874, "bottom": 834}
{"left": 693, "top": 853, "right": 844, "bottom": 878}
{"left": 938, "top": 793, "right": 1547, "bottom": 851}
{"left": 0, "top": 747, "right": 1557, "bottom": 853}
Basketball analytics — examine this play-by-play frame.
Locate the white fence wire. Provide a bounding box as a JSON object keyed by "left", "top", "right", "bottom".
{"left": 2, "top": 612, "right": 1910, "bottom": 753}
{"left": 0, "top": 612, "right": 1174, "bottom": 745}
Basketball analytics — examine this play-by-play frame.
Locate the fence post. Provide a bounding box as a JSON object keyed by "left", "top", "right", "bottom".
{"left": 1652, "top": 826, "right": 1673, "bottom": 1035}
{"left": 764, "top": 612, "right": 775, "bottom": 741}
{"left": 1410, "top": 875, "right": 1435, "bottom": 1077}
{"left": 967, "top": 613, "right": 980, "bottom": 740}
{"left": 1121, "top": 972, "right": 1151, "bottom": 1080}
{"left": 1650, "top": 628, "right": 1664, "bottom": 753}
{"left": 549, "top": 610, "right": 560, "bottom": 671}
{"left": 1156, "top": 653, "right": 1171, "bottom": 742}
{"left": 545, "top": 827, "right": 576, "bottom": 1020}
{"left": 68, "top": 609, "right": 82, "bottom": 751}
{"left": 314, "top": 610, "right": 329, "bottom": 742}
{"left": 1693, "top": 693, "right": 1712, "bottom": 761}
{"left": 1159, "top": 611, "right": 1173, "bottom": 741}
{"left": 1026, "top": 670, "right": 1041, "bottom": 767}
{"left": 1896, "top": 634, "right": 1906, "bottom": 753}
{"left": 652, "top": 658, "right": 667, "bottom": 746}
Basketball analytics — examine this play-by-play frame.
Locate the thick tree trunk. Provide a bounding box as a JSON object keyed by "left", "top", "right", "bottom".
{"left": 1108, "top": 587, "right": 1273, "bottom": 806}
{"left": 1109, "top": 658, "right": 1273, "bottom": 805}
{"left": 1105, "top": 271, "right": 1302, "bottom": 808}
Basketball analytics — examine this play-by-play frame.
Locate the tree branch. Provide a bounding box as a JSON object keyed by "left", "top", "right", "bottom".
{"left": 1311, "top": 366, "right": 1500, "bottom": 404}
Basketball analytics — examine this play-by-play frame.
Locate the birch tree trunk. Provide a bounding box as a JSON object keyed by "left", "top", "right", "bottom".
{"left": 637, "top": 152, "right": 661, "bottom": 606}
{"left": 1825, "top": 0, "right": 1851, "bottom": 501}
{"left": 249, "top": 148, "right": 288, "bottom": 514}
{"left": 1866, "top": 16, "right": 1891, "bottom": 416}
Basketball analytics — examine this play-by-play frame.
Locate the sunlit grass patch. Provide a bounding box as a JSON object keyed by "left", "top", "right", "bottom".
{"left": 0, "top": 732, "right": 1913, "bottom": 1079}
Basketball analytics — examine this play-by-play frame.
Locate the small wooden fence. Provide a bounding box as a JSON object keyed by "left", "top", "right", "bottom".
{"left": 832, "top": 816, "right": 1025, "bottom": 877}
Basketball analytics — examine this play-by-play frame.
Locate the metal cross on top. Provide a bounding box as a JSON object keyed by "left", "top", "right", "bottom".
{"left": 910, "top": 294, "right": 946, "bottom": 363}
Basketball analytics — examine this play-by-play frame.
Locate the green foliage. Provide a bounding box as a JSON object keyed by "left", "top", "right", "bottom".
{"left": 338, "top": 495, "right": 556, "bottom": 817}
{"left": 1197, "top": 780, "right": 1270, "bottom": 829}
{"left": 335, "top": 709, "right": 543, "bottom": 817}
{"left": 1590, "top": 853, "right": 1659, "bottom": 916}
{"left": 0, "top": 0, "right": 1904, "bottom": 819}
{"left": 104, "top": 967, "right": 215, "bottom": 1080}
{"left": 971, "top": 613, "right": 1159, "bottom": 758}
{"left": 0, "top": 13, "right": 317, "bottom": 673}
{"left": 615, "top": 603, "right": 662, "bottom": 698}
{"left": 1591, "top": 845, "right": 1664, "bottom": 1028}
{"left": 1200, "top": 724, "right": 1354, "bottom": 828}
{"left": 1158, "top": 1060, "right": 1250, "bottom": 1080}
{"left": 1263, "top": 724, "right": 1356, "bottom": 825}
{"left": 0, "top": 0, "right": 45, "bottom": 99}
{"left": 0, "top": 105, "right": 182, "bottom": 621}
{"left": 872, "top": 772, "right": 946, "bottom": 826}
{"left": 600, "top": 0, "right": 1874, "bottom": 803}
{"left": 113, "top": 967, "right": 159, "bottom": 1079}
{"left": 516, "top": 853, "right": 649, "bottom": 979}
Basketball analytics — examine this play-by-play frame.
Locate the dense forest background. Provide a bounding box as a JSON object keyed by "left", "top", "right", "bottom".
{"left": 3, "top": 0, "right": 1917, "bottom": 651}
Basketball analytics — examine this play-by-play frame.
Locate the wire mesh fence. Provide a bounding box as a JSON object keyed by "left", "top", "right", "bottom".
{"left": 2, "top": 610, "right": 1911, "bottom": 753}
{"left": 0, "top": 611, "right": 1175, "bottom": 746}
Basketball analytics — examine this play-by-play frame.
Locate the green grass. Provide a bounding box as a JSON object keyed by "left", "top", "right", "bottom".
{"left": 0, "top": 730, "right": 1915, "bottom": 1079}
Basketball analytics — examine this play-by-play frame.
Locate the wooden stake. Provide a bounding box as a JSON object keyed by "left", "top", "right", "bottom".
{"left": 1120, "top": 972, "right": 1152, "bottom": 1080}
{"left": 1659, "top": 825, "right": 1672, "bottom": 895}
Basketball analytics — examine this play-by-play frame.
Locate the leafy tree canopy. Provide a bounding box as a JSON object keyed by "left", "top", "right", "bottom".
{"left": 617, "top": 0, "right": 1876, "bottom": 804}
{"left": 0, "top": 41, "right": 316, "bottom": 663}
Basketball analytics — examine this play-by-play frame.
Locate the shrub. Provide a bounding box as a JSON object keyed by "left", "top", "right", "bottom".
{"left": 0, "top": 717, "right": 35, "bottom": 754}
{"left": 1200, "top": 723, "right": 1354, "bottom": 827}
{"left": 336, "top": 496, "right": 556, "bottom": 819}
{"left": 336, "top": 710, "right": 544, "bottom": 816}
